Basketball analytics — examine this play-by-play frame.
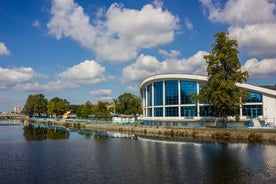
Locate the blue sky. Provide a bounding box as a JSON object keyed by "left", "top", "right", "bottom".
{"left": 0, "top": 0, "right": 276, "bottom": 112}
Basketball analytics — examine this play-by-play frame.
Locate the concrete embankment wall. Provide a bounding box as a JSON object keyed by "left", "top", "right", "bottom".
{"left": 26, "top": 118, "right": 276, "bottom": 144}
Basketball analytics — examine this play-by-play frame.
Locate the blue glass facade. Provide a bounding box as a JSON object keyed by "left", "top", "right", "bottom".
{"left": 142, "top": 76, "right": 265, "bottom": 121}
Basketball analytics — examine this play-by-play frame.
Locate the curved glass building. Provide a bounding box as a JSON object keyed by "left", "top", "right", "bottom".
{"left": 140, "top": 74, "right": 276, "bottom": 127}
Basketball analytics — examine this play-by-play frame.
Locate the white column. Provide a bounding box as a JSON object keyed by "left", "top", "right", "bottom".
{"left": 178, "top": 80, "right": 181, "bottom": 118}
{"left": 197, "top": 82, "right": 200, "bottom": 117}
{"left": 163, "top": 80, "right": 165, "bottom": 117}
{"left": 151, "top": 82, "right": 154, "bottom": 118}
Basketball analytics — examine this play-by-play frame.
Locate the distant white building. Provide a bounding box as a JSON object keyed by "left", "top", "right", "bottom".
{"left": 13, "top": 106, "right": 21, "bottom": 114}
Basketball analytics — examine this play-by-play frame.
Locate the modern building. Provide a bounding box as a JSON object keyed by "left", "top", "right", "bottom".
{"left": 140, "top": 74, "right": 276, "bottom": 127}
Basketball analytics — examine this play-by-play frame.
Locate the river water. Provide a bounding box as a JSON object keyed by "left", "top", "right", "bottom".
{"left": 1, "top": 120, "right": 276, "bottom": 184}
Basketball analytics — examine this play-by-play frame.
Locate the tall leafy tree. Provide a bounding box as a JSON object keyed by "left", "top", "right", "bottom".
{"left": 116, "top": 93, "right": 142, "bottom": 115}
{"left": 23, "top": 94, "right": 48, "bottom": 117}
{"left": 198, "top": 32, "right": 248, "bottom": 124}
{"left": 80, "top": 101, "right": 93, "bottom": 118}
{"left": 47, "top": 97, "right": 69, "bottom": 117}
{"left": 92, "top": 101, "right": 110, "bottom": 119}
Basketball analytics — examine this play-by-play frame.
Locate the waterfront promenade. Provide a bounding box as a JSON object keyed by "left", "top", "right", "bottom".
{"left": 26, "top": 118, "right": 276, "bottom": 144}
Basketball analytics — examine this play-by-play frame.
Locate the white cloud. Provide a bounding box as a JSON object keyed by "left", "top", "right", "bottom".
{"left": 12, "top": 60, "right": 106, "bottom": 92}
{"left": 229, "top": 23, "right": 276, "bottom": 58}
{"left": 32, "top": 20, "right": 40, "bottom": 28}
{"left": 58, "top": 60, "right": 105, "bottom": 85}
{"left": 47, "top": 0, "right": 96, "bottom": 48}
{"left": 200, "top": 0, "right": 276, "bottom": 59}
{"left": 243, "top": 58, "right": 276, "bottom": 79}
{"left": 0, "top": 67, "right": 42, "bottom": 89}
{"left": 184, "top": 18, "right": 193, "bottom": 30}
{"left": 0, "top": 42, "right": 11, "bottom": 56}
{"left": 47, "top": 0, "right": 179, "bottom": 63}
{"left": 122, "top": 50, "right": 208, "bottom": 83}
{"left": 200, "top": 0, "right": 276, "bottom": 25}
{"left": 159, "top": 49, "right": 181, "bottom": 58}
{"left": 90, "top": 89, "right": 112, "bottom": 96}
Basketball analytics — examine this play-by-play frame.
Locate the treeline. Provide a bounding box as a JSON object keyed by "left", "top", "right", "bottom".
{"left": 23, "top": 93, "right": 142, "bottom": 119}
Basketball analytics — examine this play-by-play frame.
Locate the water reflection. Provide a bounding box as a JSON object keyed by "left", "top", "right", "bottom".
{"left": 23, "top": 124, "right": 69, "bottom": 141}
{"left": 1, "top": 121, "right": 276, "bottom": 183}
{"left": 24, "top": 123, "right": 136, "bottom": 140}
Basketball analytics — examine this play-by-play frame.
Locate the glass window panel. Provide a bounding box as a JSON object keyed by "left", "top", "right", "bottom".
{"left": 147, "top": 108, "right": 152, "bottom": 117}
{"left": 246, "top": 92, "right": 262, "bottom": 103}
{"left": 154, "top": 107, "right": 163, "bottom": 117}
{"left": 181, "top": 106, "right": 197, "bottom": 117}
{"left": 242, "top": 105, "right": 263, "bottom": 118}
{"left": 154, "top": 81, "right": 163, "bottom": 106}
{"left": 180, "top": 81, "right": 197, "bottom": 104}
{"left": 165, "top": 107, "right": 178, "bottom": 117}
{"left": 165, "top": 80, "right": 178, "bottom": 105}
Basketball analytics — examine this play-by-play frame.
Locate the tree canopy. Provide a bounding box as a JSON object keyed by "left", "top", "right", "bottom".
{"left": 116, "top": 93, "right": 142, "bottom": 115}
{"left": 47, "top": 97, "right": 69, "bottom": 118}
{"left": 198, "top": 32, "right": 248, "bottom": 123}
{"left": 92, "top": 101, "right": 110, "bottom": 119}
{"left": 23, "top": 94, "right": 48, "bottom": 117}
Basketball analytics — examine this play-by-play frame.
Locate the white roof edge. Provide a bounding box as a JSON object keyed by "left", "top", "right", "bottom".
{"left": 140, "top": 73, "right": 208, "bottom": 88}
{"left": 236, "top": 83, "right": 276, "bottom": 97}
{"left": 140, "top": 74, "right": 276, "bottom": 97}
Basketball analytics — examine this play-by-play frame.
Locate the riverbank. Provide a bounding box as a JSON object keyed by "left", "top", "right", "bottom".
{"left": 26, "top": 118, "right": 276, "bottom": 144}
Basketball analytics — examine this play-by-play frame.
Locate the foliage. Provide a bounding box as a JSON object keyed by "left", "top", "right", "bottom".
{"left": 23, "top": 94, "right": 48, "bottom": 117}
{"left": 79, "top": 101, "right": 92, "bottom": 118}
{"left": 68, "top": 104, "right": 80, "bottom": 115}
{"left": 198, "top": 32, "right": 249, "bottom": 123}
{"left": 116, "top": 93, "right": 142, "bottom": 115}
{"left": 92, "top": 101, "right": 110, "bottom": 119}
{"left": 47, "top": 97, "right": 69, "bottom": 117}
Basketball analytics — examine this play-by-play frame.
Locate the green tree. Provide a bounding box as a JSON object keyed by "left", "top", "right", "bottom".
{"left": 198, "top": 32, "right": 248, "bottom": 124}
{"left": 92, "top": 101, "right": 110, "bottom": 119}
{"left": 68, "top": 104, "right": 81, "bottom": 115}
{"left": 80, "top": 101, "right": 92, "bottom": 118}
{"left": 116, "top": 93, "right": 142, "bottom": 115}
{"left": 76, "top": 105, "right": 84, "bottom": 118}
{"left": 23, "top": 94, "right": 48, "bottom": 117}
{"left": 47, "top": 97, "right": 69, "bottom": 117}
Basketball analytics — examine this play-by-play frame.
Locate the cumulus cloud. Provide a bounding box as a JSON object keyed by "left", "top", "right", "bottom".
{"left": 58, "top": 60, "right": 105, "bottom": 85}
{"left": 200, "top": 0, "right": 276, "bottom": 58}
{"left": 200, "top": 0, "right": 275, "bottom": 25}
{"left": 0, "top": 67, "right": 43, "bottom": 89}
{"left": 229, "top": 23, "right": 276, "bottom": 58}
{"left": 243, "top": 58, "right": 276, "bottom": 79}
{"left": 122, "top": 50, "right": 208, "bottom": 83}
{"left": 10, "top": 60, "right": 106, "bottom": 92}
{"left": 47, "top": 0, "right": 179, "bottom": 62}
{"left": 0, "top": 42, "right": 11, "bottom": 56}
